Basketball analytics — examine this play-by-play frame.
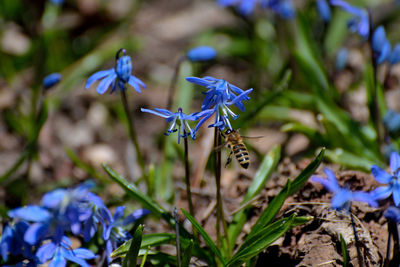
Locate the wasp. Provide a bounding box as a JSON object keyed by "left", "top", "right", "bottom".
{"left": 220, "top": 129, "right": 251, "bottom": 169}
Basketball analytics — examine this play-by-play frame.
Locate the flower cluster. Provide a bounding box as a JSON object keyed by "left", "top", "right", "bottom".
{"left": 141, "top": 76, "right": 252, "bottom": 142}
{"left": 85, "top": 48, "right": 146, "bottom": 95}
{"left": 217, "top": 0, "right": 295, "bottom": 18}
{"left": 0, "top": 183, "right": 150, "bottom": 266}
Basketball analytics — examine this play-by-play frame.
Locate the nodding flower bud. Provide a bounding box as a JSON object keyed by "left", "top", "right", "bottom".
{"left": 43, "top": 73, "right": 62, "bottom": 89}
{"left": 390, "top": 44, "right": 400, "bottom": 65}
{"left": 187, "top": 46, "right": 217, "bottom": 62}
{"left": 372, "top": 26, "right": 391, "bottom": 64}
{"left": 115, "top": 55, "right": 132, "bottom": 83}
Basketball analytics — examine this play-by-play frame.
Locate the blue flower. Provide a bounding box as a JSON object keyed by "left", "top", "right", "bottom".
{"left": 389, "top": 44, "right": 400, "bottom": 65}
{"left": 50, "top": 0, "right": 64, "bottom": 4}
{"left": 36, "top": 236, "right": 96, "bottom": 267}
{"left": 217, "top": 0, "right": 259, "bottom": 16}
{"left": 187, "top": 46, "right": 217, "bottom": 62}
{"left": 43, "top": 73, "right": 62, "bottom": 89}
{"left": 141, "top": 107, "right": 210, "bottom": 143}
{"left": 372, "top": 26, "right": 391, "bottom": 64}
{"left": 312, "top": 168, "right": 377, "bottom": 210}
{"left": 330, "top": 0, "right": 369, "bottom": 39}
{"left": 371, "top": 152, "right": 400, "bottom": 206}
{"left": 0, "top": 221, "right": 35, "bottom": 262}
{"left": 186, "top": 76, "right": 252, "bottom": 131}
{"left": 102, "top": 207, "right": 150, "bottom": 263}
{"left": 316, "top": 0, "right": 331, "bottom": 22}
{"left": 85, "top": 48, "right": 146, "bottom": 94}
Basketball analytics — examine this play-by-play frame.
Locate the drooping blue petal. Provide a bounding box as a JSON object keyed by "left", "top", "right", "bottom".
{"left": 48, "top": 249, "right": 67, "bottom": 267}
{"left": 140, "top": 108, "right": 172, "bottom": 118}
{"left": 377, "top": 41, "right": 391, "bottom": 64}
{"left": 128, "top": 76, "right": 142, "bottom": 93}
{"left": 41, "top": 189, "right": 66, "bottom": 209}
{"left": 113, "top": 206, "right": 126, "bottom": 221}
{"left": 8, "top": 206, "right": 52, "bottom": 222}
{"left": 371, "top": 186, "right": 392, "bottom": 201}
{"left": 391, "top": 151, "right": 400, "bottom": 175}
{"left": 352, "top": 191, "right": 378, "bottom": 207}
{"left": 185, "top": 77, "right": 211, "bottom": 87}
{"left": 85, "top": 69, "right": 114, "bottom": 89}
{"left": 24, "top": 222, "right": 50, "bottom": 245}
{"left": 312, "top": 177, "right": 338, "bottom": 192}
{"left": 96, "top": 73, "right": 117, "bottom": 94}
{"left": 120, "top": 209, "right": 150, "bottom": 226}
{"left": 389, "top": 44, "right": 400, "bottom": 65}
{"left": 36, "top": 242, "right": 56, "bottom": 263}
{"left": 61, "top": 248, "right": 90, "bottom": 267}
{"left": 371, "top": 165, "right": 392, "bottom": 184}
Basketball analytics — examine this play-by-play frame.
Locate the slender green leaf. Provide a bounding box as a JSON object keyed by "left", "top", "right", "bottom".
{"left": 181, "top": 239, "right": 194, "bottom": 267}
{"left": 181, "top": 208, "right": 226, "bottom": 265}
{"left": 123, "top": 225, "right": 143, "bottom": 267}
{"left": 247, "top": 148, "right": 324, "bottom": 239}
{"left": 340, "top": 234, "right": 349, "bottom": 267}
{"left": 226, "top": 214, "right": 296, "bottom": 267}
{"left": 140, "top": 246, "right": 150, "bottom": 267}
{"left": 289, "top": 148, "right": 325, "bottom": 195}
{"left": 227, "top": 145, "right": 281, "bottom": 253}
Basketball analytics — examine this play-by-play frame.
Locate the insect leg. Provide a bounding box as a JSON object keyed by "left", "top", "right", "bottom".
{"left": 225, "top": 149, "right": 233, "bottom": 168}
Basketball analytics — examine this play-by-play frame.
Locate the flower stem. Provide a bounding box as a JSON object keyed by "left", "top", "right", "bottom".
{"left": 388, "top": 219, "right": 400, "bottom": 266}
{"left": 183, "top": 134, "right": 195, "bottom": 219}
{"left": 166, "top": 56, "right": 185, "bottom": 110}
{"left": 350, "top": 208, "right": 363, "bottom": 267}
{"left": 213, "top": 128, "right": 231, "bottom": 255}
{"left": 120, "top": 90, "right": 146, "bottom": 178}
{"left": 174, "top": 206, "right": 182, "bottom": 267}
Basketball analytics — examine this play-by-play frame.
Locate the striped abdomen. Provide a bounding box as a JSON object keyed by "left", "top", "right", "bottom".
{"left": 232, "top": 143, "right": 249, "bottom": 169}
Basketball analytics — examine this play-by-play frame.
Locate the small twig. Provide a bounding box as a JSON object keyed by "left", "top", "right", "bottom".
{"left": 174, "top": 206, "right": 181, "bottom": 267}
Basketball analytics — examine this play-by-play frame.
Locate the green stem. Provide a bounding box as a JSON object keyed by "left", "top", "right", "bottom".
{"left": 166, "top": 56, "right": 185, "bottom": 110}
{"left": 120, "top": 90, "right": 146, "bottom": 178}
{"left": 214, "top": 127, "right": 222, "bottom": 248}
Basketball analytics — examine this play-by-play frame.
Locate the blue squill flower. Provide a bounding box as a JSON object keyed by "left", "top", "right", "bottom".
{"left": 372, "top": 26, "right": 391, "bottom": 64}
{"left": 102, "top": 207, "right": 150, "bottom": 263}
{"left": 0, "top": 221, "right": 35, "bottom": 262}
{"left": 186, "top": 76, "right": 252, "bottom": 131}
{"left": 217, "top": 0, "right": 259, "bottom": 16}
{"left": 312, "top": 168, "right": 377, "bottom": 210}
{"left": 371, "top": 152, "right": 400, "bottom": 206}
{"left": 43, "top": 73, "right": 62, "bottom": 89}
{"left": 330, "top": 0, "right": 369, "bottom": 39}
{"left": 317, "top": 0, "right": 331, "bottom": 22}
{"left": 85, "top": 48, "right": 146, "bottom": 94}
{"left": 217, "top": 0, "right": 295, "bottom": 18}
{"left": 186, "top": 76, "right": 251, "bottom": 111}
{"left": 187, "top": 46, "right": 217, "bottom": 62}
{"left": 389, "top": 44, "right": 400, "bottom": 65}
{"left": 141, "top": 107, "right": 210, "bottom": 143}
{"left": 36, "top": 236, "right": 96, "bottom": 267}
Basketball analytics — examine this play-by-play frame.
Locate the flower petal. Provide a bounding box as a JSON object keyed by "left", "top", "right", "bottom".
{"left": 36, "top": 242, "right": 56, "bottom": 263}
{"left": 48, "top": 249, "right": 67, "bottom": 267}
{"left": 41, "top": 189, "right": 66, "bottom": 209}
{"left": 85, "top": 69, "right": 114, "bottom": 89}
{"left": 371, "top": 165, "right": 392, "bottom": 184}
{"left": 391, "top": 152, "right": 400, "bottom": 175}
{"left": 9, "top": 206, "right": 52, "bottom": 222}
{"left": 352, "top": 191, "right": 378, "bottom": 207}
{"left": 96, "top": 73, "right": 117, "bottom": 94}
{"left": 141, "top": 108, "right": 171, "bottom": 118}
{"left": 24, "top": 222, "right": 50, "bottom": 245}
{"left": 120, "top": 209, "right": 151, "bottom": 226}
{"left": 371, "top": 186, "right": 392, "bottom": 201}
{"left": 331, "top": 190, "right": 352, "bottom": 210}
{"left": 185, "top": 77, "right": 211, "bottom": 87}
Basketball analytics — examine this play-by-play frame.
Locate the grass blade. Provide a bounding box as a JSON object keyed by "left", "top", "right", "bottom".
{"left": 122, "top": 225, "right": 143, "bottom": 267}
{"left": 181, "top": 208, "right": 226, "bottom": 265}
{"left": 181, "top": 239, "right": 194, "bottom": 267}
{"left": 340, "top": 234, "right": 349, "bottom": 267}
